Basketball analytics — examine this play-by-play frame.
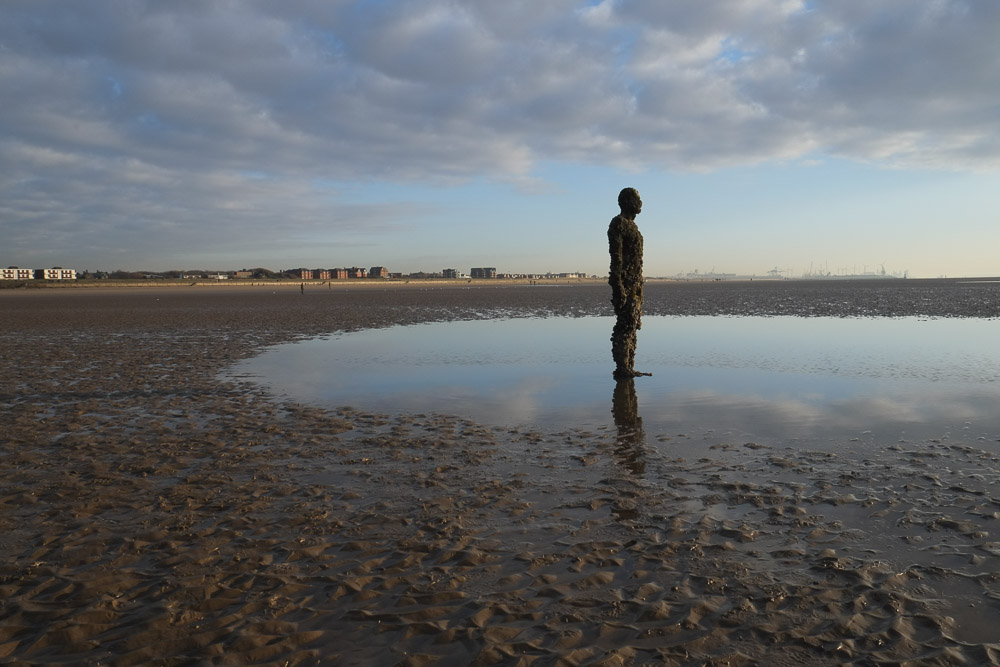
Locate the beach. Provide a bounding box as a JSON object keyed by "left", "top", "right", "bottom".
{"left": 3, "top": 280, "right": 1000, "bottom": 665}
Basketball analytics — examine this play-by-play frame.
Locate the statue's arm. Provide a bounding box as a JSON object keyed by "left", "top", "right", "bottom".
{"left": 608, "top": 222, "right": 624, "bottom": 291}
{"left": 635, "top": 231, "right": 644, "bottom": 279}
{"left": 619, "top": 225, "right": 643, "bottom": 282}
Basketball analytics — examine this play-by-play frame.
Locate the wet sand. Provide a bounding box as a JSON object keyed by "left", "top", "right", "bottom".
{"left": 2, "top": 280, "right": 1000, "bottom": 665}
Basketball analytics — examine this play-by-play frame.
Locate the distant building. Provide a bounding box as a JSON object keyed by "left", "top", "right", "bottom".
{"left": 38, "top": 268, "right": 77, "bottom": 280}
{"left": 314, "top": 269, "right": 332, "bottom": 280}
{"left": 1, "top": 267, "right": 34, "bottom": 280}
{"left": 442, "top": 268, "right": 458, "bottom": 279}
{"left": 330, "top": 268, "right": 349, "bottom": 280}
{"left": 470, "top": 267, "right": 497, "bottom": 279}
{"left": 368, "top": 266, "right": 389, "bottom": 279}
{"left": 346, "top": 267, "right": 367, "bottom": 279}
{"left": 233, "top": 271, "right": 252, "bottom": 279}
{"left": 288, "top": 268, "right": 313, "bottom": 280}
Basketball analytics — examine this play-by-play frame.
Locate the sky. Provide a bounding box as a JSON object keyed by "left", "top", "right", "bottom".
{"left": 2, "top": 0, "right": 999, "bottom": 279}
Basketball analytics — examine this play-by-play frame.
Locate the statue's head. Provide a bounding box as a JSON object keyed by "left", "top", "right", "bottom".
{"left": 618, "top": 187, "right": 642, "bottom": 217}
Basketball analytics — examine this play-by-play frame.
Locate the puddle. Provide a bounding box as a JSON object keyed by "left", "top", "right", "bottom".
{"left": 224, "top": 315, "right": 1000, "bottom": 450}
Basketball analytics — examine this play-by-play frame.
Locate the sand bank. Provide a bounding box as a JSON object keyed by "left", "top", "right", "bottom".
{"left": 2, "top": 283, "right": 1000, "bottom": 664}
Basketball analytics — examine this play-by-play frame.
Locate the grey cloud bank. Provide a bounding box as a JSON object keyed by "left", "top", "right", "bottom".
{"left": 2, "top": 1, "right": 999, "bottom": 270}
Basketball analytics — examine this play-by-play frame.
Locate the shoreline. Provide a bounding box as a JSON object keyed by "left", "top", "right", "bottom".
{"left": 4, "top": 274, "right": 998, "bottom": 295}
{"left": 2, "top": 276, "right": 999, "bottom": 319}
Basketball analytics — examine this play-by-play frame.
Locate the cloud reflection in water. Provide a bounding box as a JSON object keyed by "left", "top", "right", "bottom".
{"left": 225, "top": 316, "right": 1000, "bottom": 448}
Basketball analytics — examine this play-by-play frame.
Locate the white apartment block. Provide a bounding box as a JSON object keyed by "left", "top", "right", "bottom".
{"left": 41, "top": 268, "right": 77, "bottom": 280}
{"left": 0, "top": 267, "right": 78, "bottom": 280}
{"left": 1, "top": 268, "right": 34, "bottom": 280}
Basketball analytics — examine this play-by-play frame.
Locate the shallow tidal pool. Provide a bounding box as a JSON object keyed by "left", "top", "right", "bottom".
{"left": 225, "top": 315, "right": 1000, "bottom": 450}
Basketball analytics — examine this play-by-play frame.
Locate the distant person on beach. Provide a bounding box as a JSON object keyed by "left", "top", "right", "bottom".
{"left": 608, "top": 187, "right": 650, "bottom": 378}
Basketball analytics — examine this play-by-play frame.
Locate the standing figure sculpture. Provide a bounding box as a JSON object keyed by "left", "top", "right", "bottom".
{"left": 608, "top": 187, "right": 651, "bottom": 378}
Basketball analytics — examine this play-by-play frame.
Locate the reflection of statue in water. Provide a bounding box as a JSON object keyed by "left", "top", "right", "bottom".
{"left": 608, "top": 187, "right": 651, "bottom": 378}
{"left": 612, "top": 378, "right": 645, "bottom": 476}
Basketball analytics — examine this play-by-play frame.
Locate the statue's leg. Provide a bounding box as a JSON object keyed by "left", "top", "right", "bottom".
{"left": 622, "top": 290, "right": 650, "bottom": 376}
{"left": 625, "top": 317, "right": 638, "bottom": 370}
{"left": 611, "top": 317, "right": 628, "bottom": 372}
{"left": 612, "top": 315, "right": 637, "bottom": 377}
{"left": 633, "top": 300, "right": 641, "bottom": 368}
{"left": 612, "top": 288, "right": 650, "bottom": 377}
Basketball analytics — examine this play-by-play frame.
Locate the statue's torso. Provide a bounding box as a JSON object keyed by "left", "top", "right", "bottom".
{"left": 608, "top": 215, "right": 644, "bottom": 288}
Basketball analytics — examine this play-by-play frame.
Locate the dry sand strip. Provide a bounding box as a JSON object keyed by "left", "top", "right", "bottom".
{"left": 2, "top": 285, "right": 1000, "bottom": 665}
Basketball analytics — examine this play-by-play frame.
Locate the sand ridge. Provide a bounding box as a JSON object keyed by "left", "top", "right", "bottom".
{"left": 2, "top": 282, "right": 1000, "bottom": 664}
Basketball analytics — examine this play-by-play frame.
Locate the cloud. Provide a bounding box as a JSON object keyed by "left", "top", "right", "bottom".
{"left": 5, "top": 0, "right": 996, "bottom": 175}
{"left": 2, "top": 0, "right": 999, "bottom": 266}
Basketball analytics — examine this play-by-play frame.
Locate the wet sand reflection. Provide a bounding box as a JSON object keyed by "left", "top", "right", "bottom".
{"left": 612, "top": 377, "right": 646, "bottom": 476}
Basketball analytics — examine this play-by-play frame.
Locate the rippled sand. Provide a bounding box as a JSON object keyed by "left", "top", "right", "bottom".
{"left": 2, "top": 281, "right": 1000, "bottom": 665}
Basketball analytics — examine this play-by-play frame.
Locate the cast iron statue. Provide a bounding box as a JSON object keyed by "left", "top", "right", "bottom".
{"left": 608, "top": 187, "right": 651, "bottom": 378}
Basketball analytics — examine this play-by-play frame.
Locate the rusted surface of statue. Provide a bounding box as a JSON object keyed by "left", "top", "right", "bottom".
{"left": 608, "top": 187, "right": 651, "bottom": 378}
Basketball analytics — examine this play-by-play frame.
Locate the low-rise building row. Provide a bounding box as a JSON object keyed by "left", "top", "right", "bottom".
{"left": 1, "top": 267, "right": 77, "bottom": 280}
{"left": 286, "top": 266, "right": 390, "bottom": 280}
